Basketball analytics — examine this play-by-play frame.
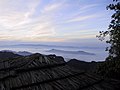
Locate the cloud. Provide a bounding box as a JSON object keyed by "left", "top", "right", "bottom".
{"left": 79, "top": 4, "right": 98, "bottom": 11}
{"left": 0, "top": 0, "right": 41, "bottom": 27}
{"left": 0, "top": 0, "right": 56, "bottom": 41}
{"left": 41, "top": 1, "right": 66, "bottom": 14}
{"left": 60, "top": 30, "right": 96, "bottom": 40}
{"left": 42, "top": 3, "right": 62, "bottom": 13}
{"left": 65, "top": 14, "right": 100, "bottom": 23}
{"left": 0, "top": 21, "right": 56, "bottom": 41}
{"left": 0, "top": 0, "right": 109, "bottom": 42}
{"left": 0, "top": 12, "right": 26, "bottom": 28}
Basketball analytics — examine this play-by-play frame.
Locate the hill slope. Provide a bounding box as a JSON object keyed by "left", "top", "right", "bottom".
{"left": 67, "top": 59, "right": 99, "bottom": 72}
{"left": 0, "top": 53, "right": 119, "bottom": 90}
{"left": 0, "top": 51, "right": 21, "bottom": 60}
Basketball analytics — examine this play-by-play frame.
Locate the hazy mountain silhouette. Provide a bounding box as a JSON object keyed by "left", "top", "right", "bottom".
{"left": 46, "top": 49, "right": 95, "bottom": 55}
{"left": 0, "top": 51, "right": 21, "bottom": 60}
{"left": 0, "top": 50, "right": 32, "bottom": 56}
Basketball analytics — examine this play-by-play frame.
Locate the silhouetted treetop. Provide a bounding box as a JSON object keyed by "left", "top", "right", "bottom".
{"left": 97, "top": 0, "right": 120, "bottom": 61}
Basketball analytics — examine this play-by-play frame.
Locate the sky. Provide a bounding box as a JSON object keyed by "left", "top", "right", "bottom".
{"left": 0, "top": 0, "right": 112, "bottom": 46}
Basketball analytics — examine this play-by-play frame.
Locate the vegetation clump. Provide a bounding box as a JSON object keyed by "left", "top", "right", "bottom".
{"left": 97, "top": 0, "right": 120, "bottom": 80}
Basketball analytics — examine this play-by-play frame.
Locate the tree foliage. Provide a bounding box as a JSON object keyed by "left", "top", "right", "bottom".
{"left": 97, "top": 0, "right": 120, "bottom": 61}
{"left": 96, "top": 59, "right": 120, "bottom": 80}
{"left": 96, "top": 0, "right": 120, "bottom": 80}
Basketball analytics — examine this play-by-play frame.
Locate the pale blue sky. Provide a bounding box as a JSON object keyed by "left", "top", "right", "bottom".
{"left": 0, "top": 0, "right": 112, "bottom": 45}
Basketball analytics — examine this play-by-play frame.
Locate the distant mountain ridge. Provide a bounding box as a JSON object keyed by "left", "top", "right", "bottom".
{"left": 67, "top": 59, "right": 100, "bottom": 72}
{"left": 46, "top": 49, "right": 95, "bottom": 55}
{"left": 2, "top": 44, "right": 106, "bottom": 49}
{"left": 0, "top": 50, "right": 32, "bottom": 56}
{"left": 0, "top": 51, "right": 21, "bottom": 60}
{"left": 12, "top": 44, "right": 80, "bottom": 48}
